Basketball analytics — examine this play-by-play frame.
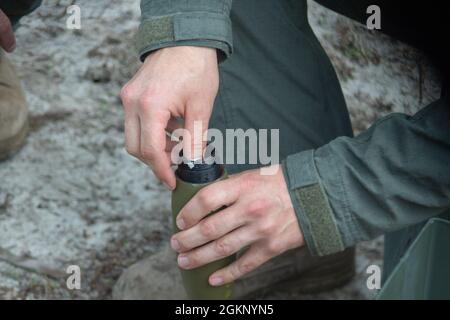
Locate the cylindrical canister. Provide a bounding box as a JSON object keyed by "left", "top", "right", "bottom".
{"left": 171, "top": 159, "right": 235, "bottom": 299}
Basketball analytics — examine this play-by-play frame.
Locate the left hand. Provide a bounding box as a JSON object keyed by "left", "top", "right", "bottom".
{"left": 170, "top": 165, "right": 304, "bottom": 286}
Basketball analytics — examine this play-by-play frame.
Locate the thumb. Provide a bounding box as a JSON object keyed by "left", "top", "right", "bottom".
{"left": 183, "top": 102, "right": 211, "bottom": 161}
{"left": 0, "top": 9, "right": 16, "bottom": 52}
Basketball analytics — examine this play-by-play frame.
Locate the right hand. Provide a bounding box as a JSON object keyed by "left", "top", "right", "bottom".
{"left": 0, "top": 9, "right": 16, "bottom": 52}
{"left": 120, "top": 46, "right": 220, "bottom": 189}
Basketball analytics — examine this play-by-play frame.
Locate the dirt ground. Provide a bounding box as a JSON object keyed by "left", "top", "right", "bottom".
{"left": 0, "top": 0, "right": 441, "bottom": 299}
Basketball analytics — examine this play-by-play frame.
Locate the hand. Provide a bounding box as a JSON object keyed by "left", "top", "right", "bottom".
{"left": 120, "top": 46, "right": 219, "bottom": 189}
{"left": 0, "top": 9, "right": 16, "bottom": 52}
{"left": 170, "top": 165, "right": 305, "bottom": 286}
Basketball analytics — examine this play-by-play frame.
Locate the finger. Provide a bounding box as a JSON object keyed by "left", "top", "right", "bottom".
{"left": 124, "top": 114, "right": 141, "bottom": 158}
{"left": 176, "top": 177, "right": 241, "bottom": 229}
{"left": 177, "top": 226, "right": 256, "bottom": 270}
{"left": 209, "top": 243, "right": 271, "bottom": 286}
{"left": 0, "top": 9, "right": 16, "bottom": 52}
{"left": 172, "top": 203, "right": 247, "bottom": 252}
{"left": 140, "top": 108, "right": 176, "bottom": 189}
{"left": 183, "top": 100, "right": 211, "bottom": 160}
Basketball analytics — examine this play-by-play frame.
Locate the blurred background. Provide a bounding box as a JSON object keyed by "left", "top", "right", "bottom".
{"left": 0, "top": 0, "right": 441, "bottom": 299}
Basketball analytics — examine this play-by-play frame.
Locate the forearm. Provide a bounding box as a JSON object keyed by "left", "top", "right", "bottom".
{"left": 137, "top": 0, "right": 233, "bottom": 61}
{"left": 283, "top": 95, "right": 450, "bottom": 256}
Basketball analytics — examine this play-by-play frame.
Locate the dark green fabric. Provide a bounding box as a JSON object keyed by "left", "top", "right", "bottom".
{"left": 208, "top": 0, "right": 353, "bottom": 258}
{"left": 383, "top": 207, "right": 450, "bottom": 282}
{"left": 295, "top": 184, "right": 345, "bottom": 256}
{"left": 138, "top": 0, "right": 233, "bottom": 61}
{"left": 283, "top": 151, "right": 352, "bottom": 256}
{"left": 378, "top": 219, "right": 450, "bottom": 299}
{"left": 315, "top": 0, "right": 450, "bottom": 276}
{"left": 8, "top": 0, "right": 449, "bottom": 278}
{"left": 282, "top": 150, "right": 346, "bottom": 256}
{"left": 285, "top": 96, "right": 450, "bottom": 257}
{"left": 141, "top": 0, "right": 450, "bottom": 266}
{"left": 0, "top": 0, "right": 42, "bottom": 26}
{"left": 137, "top": 0, "right": 354, "bottom": 257}
{"left": 210, "top": 0, "right": 352, "bottom": 173}
{"left": 138, "top": 0, "right": 355, "bottom": 255}
{"left": 382, "top": 85, "right": 450, "bottom": 276}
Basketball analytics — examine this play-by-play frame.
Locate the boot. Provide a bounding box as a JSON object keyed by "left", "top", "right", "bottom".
{"left": 0, "top": 51, "right": 29, "bottom": 161}
{"left": 113, "top": 245, "right": 355, "bottom": 300}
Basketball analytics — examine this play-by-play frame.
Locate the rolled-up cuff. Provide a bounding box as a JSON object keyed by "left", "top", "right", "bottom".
{"left": 135, "top": 12, "right": 233, "bottom": 62}
{"left": 282, "top": 149, "right": 346, "bottom": 256}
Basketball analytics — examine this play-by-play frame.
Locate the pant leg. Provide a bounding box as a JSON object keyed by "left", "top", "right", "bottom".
{"left": 210, "top": 0, "right": 353, "bottom": 174}
{"left": 0, "top": 0, "right": 42, "bottom": 26}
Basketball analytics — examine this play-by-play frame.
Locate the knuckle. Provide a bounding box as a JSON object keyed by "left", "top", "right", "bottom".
{"left": 239, "top": 173, "right": 258, "bottom": 190}
{"left": 199, "top": 220, "right": 217, "bottom": 238}
{"left": 228, "top": 264, "right": 241, "bottom": 280}
{"left": 138, "top": 93, "right": 153, "bottom": 109}
{"left": 138, "top": 87, "right": 162, "bottom": 110}
{"left": 258, "top": 222, "right": 275, "bottom": 237}
{"left": 185, "top": 252, "right": 198, "bottom": 266}
{"left": 238, "top": 261, "right": 256, "bottom": 275}
{"left": 267, "top": 240, "right": 282, "bottom": 255}
{"left": 120, "top": 84, "right": 135, "bottom": 106}
{"left": 197, "top": 190, "right": 214, "bottom": 210}
{"left": 215, "top": 239, "right": 234, "bottom": 257}
{"left": 246, "top": 199, "right": 268, "bottom": 218}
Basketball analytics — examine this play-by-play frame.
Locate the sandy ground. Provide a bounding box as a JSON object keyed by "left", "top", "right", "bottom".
{"left": 0, "top": 0, "right": 441, "bottom": 299}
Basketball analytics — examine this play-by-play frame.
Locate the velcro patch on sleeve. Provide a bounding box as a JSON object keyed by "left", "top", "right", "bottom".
{"left": 295, "top": 183, "right": 345, "bottom": 256}
{"left": 135, "top": 16, "right": 175, "bottom": 53}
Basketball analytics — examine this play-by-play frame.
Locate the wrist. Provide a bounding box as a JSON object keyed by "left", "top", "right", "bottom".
{"left": 141, "top": 43, "right": 222, "bottom": 64}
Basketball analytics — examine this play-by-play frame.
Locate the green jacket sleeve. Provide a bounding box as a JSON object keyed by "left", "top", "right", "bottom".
{"left": 282, "top": 95, "right": 450, "bottom": 256}
{"left": 136, "top": 0, "right": 233, "bottom": 61}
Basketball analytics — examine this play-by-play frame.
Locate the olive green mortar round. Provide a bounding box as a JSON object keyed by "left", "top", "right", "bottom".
{"left": 171, "top": 172, "right": 235, "bottom": 300}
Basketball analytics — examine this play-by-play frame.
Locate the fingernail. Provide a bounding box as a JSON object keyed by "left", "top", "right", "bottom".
{"left": 171, "top": 238, "right": 180, "bottom": 251}
{"left": 176, "top": 218, "right": 186, "bottom": 230}
{"left": 210, "top": 276, "right": 224, "bottom": 286}
{"left": 178, "top": 255, "right": 189, "bottom": 268}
